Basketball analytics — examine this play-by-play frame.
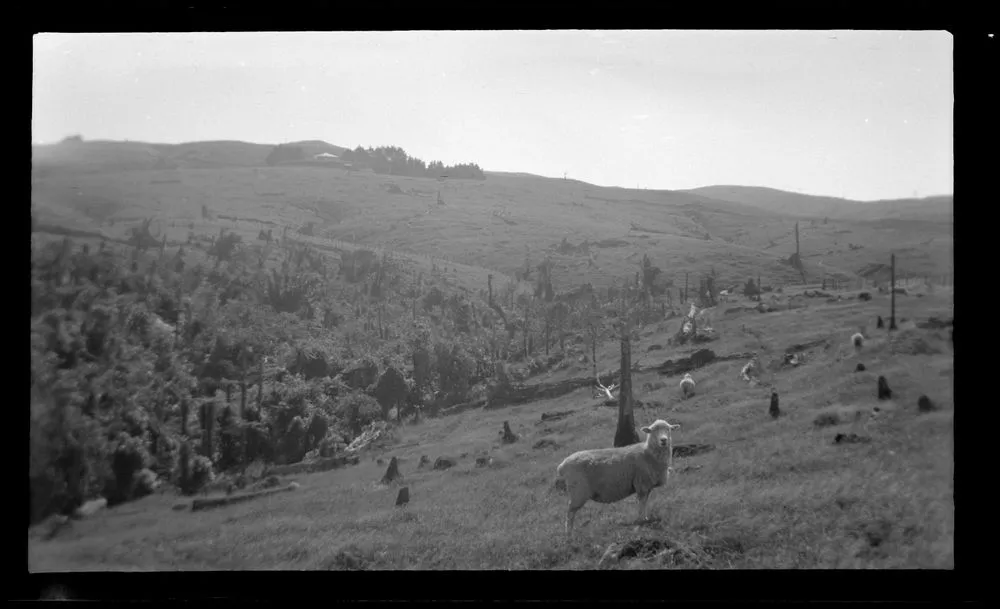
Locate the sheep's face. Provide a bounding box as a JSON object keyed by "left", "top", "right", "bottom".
{"left": 642, "top": 419, "right": 680, "bottom": 449}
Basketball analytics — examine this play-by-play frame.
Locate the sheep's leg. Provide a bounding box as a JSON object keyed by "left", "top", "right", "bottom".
{"left": 566, "top": 505, "right": 581, "bottom": 537}
{"left": 636, "top": 491, "right": 650, "bottom": 523}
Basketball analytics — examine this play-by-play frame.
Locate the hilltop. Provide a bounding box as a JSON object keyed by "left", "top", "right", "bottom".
{"left": 681, "top": 185, "right": 953, "bottom": 223}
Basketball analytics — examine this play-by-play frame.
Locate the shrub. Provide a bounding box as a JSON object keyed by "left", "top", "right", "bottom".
{"left": 433, "top": 342, "right": 474, "bottom": 406}
{"left": 306, "top": 413, "right": 330, "bottom": 452}
{"left": 374, "top": 367, "right": 408, "bottom": 419}
{"left": 335, "top": 392, "right": 383, "bottom": 436}
{"left": 189, "top": 455, "right": 215, "bottom": 491}
{"left": 244, "top": 421, "right": 273, "bottom": 463}
{"left": 281, "top": 416, "right": 308, "bottom": 464}
{"left": 216, "top": 405, "right": 244, "bottom": 471}
{"left": 108, "top": 432, "right": 152, "bottom": 505}
{"left": 132, "top": 468, "right": 159, "bottom": 498}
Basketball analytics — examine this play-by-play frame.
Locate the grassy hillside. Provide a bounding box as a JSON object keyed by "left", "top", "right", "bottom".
{"left": 30, "top": 140, "right": 953, "bottom": 294}
{"left": 682, "top": 185, "right": 953, "bottom": 223}
{"left": 28, "top": 138, "right": 954, "bottom": 571}
{"left": 29, "top": 288, "right": 954, "bottom": 570}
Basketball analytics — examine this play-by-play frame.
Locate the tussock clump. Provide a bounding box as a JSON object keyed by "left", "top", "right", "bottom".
{"left": 533, "top": 437, "right": 560, "bottom": 450}
{"left": 813, "top": 411, "right": 843, "bottom": 428}
{"left": 599, "top": 536, "right": 720, "bottom": 569}
{"left": 432, "top": 456, "right": 456, "bottom": 470}
{"left": 672, "top": 443, "right": 714, "bottom": 458}
{"left": 324, "top": 544, "right": 378, "bottom": 571}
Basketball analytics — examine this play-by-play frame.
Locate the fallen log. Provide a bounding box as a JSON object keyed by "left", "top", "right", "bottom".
{"left": 190, "top": 482, "right": 300, "bottom": 512}
{"left": 264, "top": 454, "right": 359, "bottom": 477}
{"left": 655, "top": 349, "right": 756, "bottom": 377}
{"left": 784, "top": 337, "right": 830, "bottom": 354}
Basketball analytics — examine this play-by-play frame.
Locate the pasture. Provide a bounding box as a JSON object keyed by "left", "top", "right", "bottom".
{"left": 29, "top": 287, "right": 953, "bottom": 570}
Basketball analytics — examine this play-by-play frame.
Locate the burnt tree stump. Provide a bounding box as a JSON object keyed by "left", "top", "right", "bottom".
{"left": 500, "top": 421, "right": 518, "bottom": 444}
{"left": 395, "top": 486, "right": 410, "bottom": 507}
{"left": 381, "top": 456, "right": 402, "bottom": 484}
{"left": 877, "top": 376, "right": 893, "bottom": 401}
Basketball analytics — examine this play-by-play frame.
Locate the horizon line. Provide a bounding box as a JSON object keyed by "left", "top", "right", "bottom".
{"left": 31, "top": 136, "right": 953, "bottom": 203}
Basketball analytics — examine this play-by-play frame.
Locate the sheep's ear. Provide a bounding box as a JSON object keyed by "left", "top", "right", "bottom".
{"left": 640, "top": 426, "right": 651, "bottom": 434}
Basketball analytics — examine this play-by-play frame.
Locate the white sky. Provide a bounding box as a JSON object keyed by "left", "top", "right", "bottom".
{"left": 32, "top": 30, "right": 953, "bottom": 200}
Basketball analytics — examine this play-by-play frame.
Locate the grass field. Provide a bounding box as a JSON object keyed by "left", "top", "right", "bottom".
{"left": 28, "top": 287, "right": 953, "bottom": 570}
{"left": 30, "top": 154, "right": 953, "bottom": 295}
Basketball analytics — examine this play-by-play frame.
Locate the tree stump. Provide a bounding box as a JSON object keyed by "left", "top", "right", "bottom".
{"left": 381, "top": 456, "right": 402, "bottom": 484}
{"left": 877, "top": 376, "right": 892, "bottom": 401}
{"left": 395, "top": 486, "right": 410, "bottom": 507}
{"left": 500, "top": 421, "right": 518, "bottom": 444}
{"left": 917, "top": 395, "right": 937, "bottom": 413}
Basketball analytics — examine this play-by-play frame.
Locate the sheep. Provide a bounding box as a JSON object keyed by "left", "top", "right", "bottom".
{"left": 740, "top": 354, "right": 761, "bottom": 385}
{"left": 851, "top": 332, "right": 865, "bottom": 349}
{"left": 555, "top": 419, "right": 680, "bottom": 537}
{"left": 679, "top": 373, "right": 696, "bottom": 398}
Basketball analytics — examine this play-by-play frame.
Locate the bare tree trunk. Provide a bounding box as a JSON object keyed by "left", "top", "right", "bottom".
{"left": 544, "top": 312, "right": 550, "bottom": 356}
{"left": 257, "top": 359, "right": 264, "bottom": 408}
{"left": 522, "top": 300, "right": 529, "bottom": 358}
{"left": 591, "top": 330, "right": 597, "bottom": 380}
{"left": 890, "top": 254, "right": 898, "bottom": 330}
{"left": 613, "top": 329, "right": 640, "bottom": 448}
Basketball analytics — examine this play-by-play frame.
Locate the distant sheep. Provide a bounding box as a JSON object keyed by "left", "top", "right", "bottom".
{"left": 851, "top": 332, "right": 865, "bottom": 349}
{"left": 555, "top": 419, "right": 680, "bottom": 537}
{"left": 679, "top": 373, "right": 696, "bottom": 399}
{"left": 739, "top": 355, "right": 761, "bottom": 385}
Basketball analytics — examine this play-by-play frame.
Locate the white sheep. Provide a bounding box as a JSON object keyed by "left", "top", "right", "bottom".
{"left": 679, "top": 373, "right": 696, "bottom": 398}
{"left": 740, "top": 355, "right": 761, "bottom": 384}
{"left": 555, "top": 419, "right": 680, "bottom": 537}
{"left": 851, "top": 332, "right": 865, "bottom": 349}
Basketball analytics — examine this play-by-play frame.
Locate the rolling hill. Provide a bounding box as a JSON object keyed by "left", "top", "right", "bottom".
{"left": 28, "top": 137, "right": 955, "bottom": 571}
{"left": 30, "top": 138, "right": 953, "bottom": 294}
{"left": 680, "top": 185, "right": 953, "bottom": 223}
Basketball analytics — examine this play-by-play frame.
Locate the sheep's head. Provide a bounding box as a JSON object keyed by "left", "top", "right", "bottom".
{"left": 642, "top": 419, "right": 680, "bottom": 449}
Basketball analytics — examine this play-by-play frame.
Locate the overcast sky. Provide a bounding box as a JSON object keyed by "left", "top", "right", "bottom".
{"left": 32, "top": 31, "right": 952, "bottom": 200}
